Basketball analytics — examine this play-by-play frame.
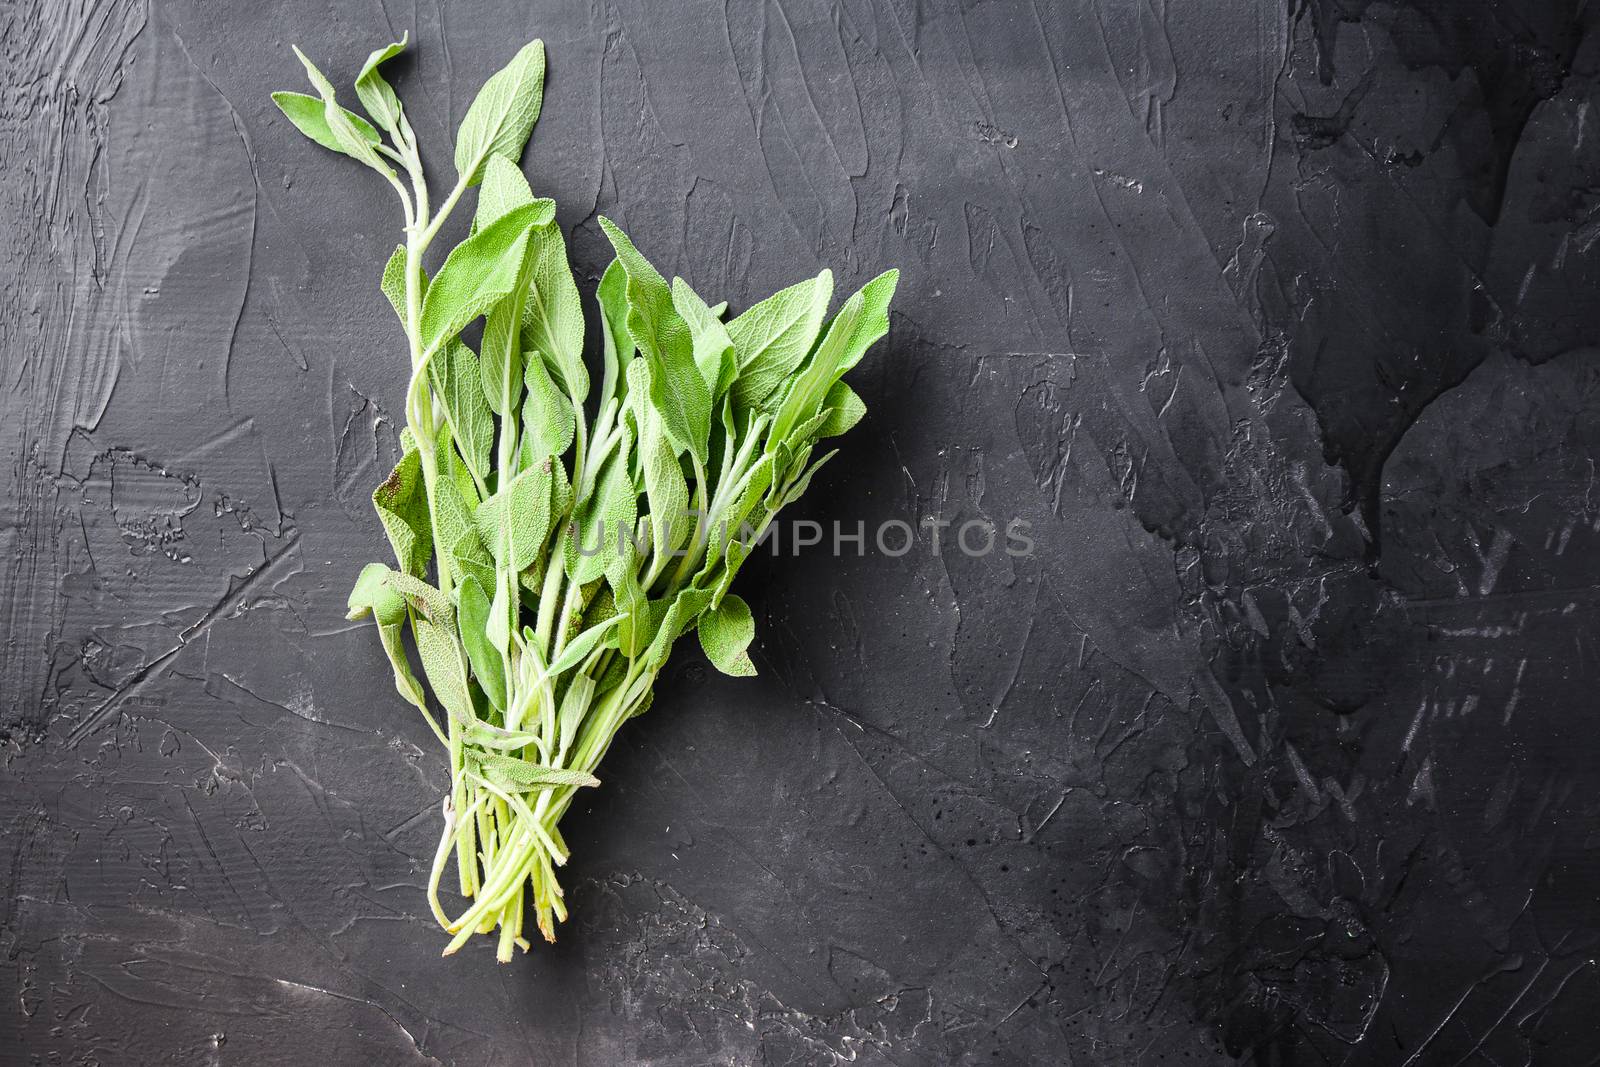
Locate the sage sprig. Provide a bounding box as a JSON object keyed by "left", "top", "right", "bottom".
{"left": 274, "top": 35, "right": 896, "bottom": 960}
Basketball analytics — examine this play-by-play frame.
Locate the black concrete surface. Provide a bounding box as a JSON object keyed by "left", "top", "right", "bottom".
{"left": 4, "top": 1, "right": 1600, "bottom": 1063}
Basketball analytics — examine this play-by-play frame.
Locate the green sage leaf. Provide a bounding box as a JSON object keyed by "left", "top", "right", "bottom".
{"left": 346, "top": 561, "right": 406, "bottom": 624}
{"left": 475, "top": 154, "right": 536, "bottom": 231}
{"left": 816, "top": 380, "right": 866, "bottom": 438}
{"left": 596, "top": 259, "right": 632, "bottom": 408}
{"left": 598, "top": 217, "right": 709, "bottom": 460}
{"left": 475, "top": 460, "right": 555, "bottom": 572}
{"left": 466, "top": 749, "right": 599, "bottom": 790}
{"left": 546, "top": 613, "right": 628, "bottom": 680}
{"left": 606, "top": 539, "right": 651, "bottom": 658}
{"left": 672, "top": 277, "right": 735, "bottom": 400}
{"left": 557, "top": 673, "right": 597, "bottom": 757}
{"left": 272, "top": 91, "right": 383, "bottom": 158}
{"left": 354, "top": 34, "right": 408, "bottom": 134}
{"left": 435, "top": 479, "right": 496, "bottom": 591}
{"left": 431, "top": 340, "right": 494, "bottom": 486}
{"left": 563, "top": 422, "right": 636, "bottom": 586}
{"left": 777, "top": 448, "right": 838, "bottom": 508}
{"left": 728, "top": 270, "right": 832, "bottom": 411}
{"left": 644, "top": 586, "right": 714, "bottom": 669}
{"left": 290, "top": 47, "right": 394, "bottom": 178}
{"left": 419, "top": 200, "right": 552, "bottom": 355}
{"left": 381, "top": 570, "right": 454, "bottom": 626}
{"left": 699, "top": 593, "right": 757, "bottom": 676}
{"left": 380, "top": 244, "right": 409, "bottom": 323}
{"left": 376, "top": 617, "right": 430, "bottom": 714}
{"left": 629, "top": 360, "right": 691, "bottom": 565}
{"left": 372, "top": 441, "right": 432, "bottom": 576}
{"left": 771, "top": 268, "right": 896, "bottom": 441}
{"left": 456, "top": 577, "right": 508, "bottom": 711}
{"left": 521, "top": 352, "right": 576, "bottom": 462}
{"left": 414, "top": 617, "right": 474, "bottom": 724}
{"left": 521, "top": 222, "right": 588, "bottom": 401}
{"left": 454, "top": 39, "right": 545, "bottom": 185}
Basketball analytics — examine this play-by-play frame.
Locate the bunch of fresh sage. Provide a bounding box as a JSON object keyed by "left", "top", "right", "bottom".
{"left": 274, "top": 35, "right": 896, "bottom": 959}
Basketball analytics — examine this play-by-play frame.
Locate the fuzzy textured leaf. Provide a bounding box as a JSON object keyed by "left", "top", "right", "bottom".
{"left": 468, "top": 750, "right": 599, "bottom": 790}
{"left": 816, "top": 380, "right": 866, "bottom": 438}
{"left": 521, "top": 222, "right": 587, "bottom": 401}
{"left": 563, "top": 424, "right": 636, "bottom": 586}
{"left": 596, "top": 259, "right": 632, "bottom": 408}
{"left": 290, "top": 48, "right": 393, "bottom": 177}
{"left": 457, "top": 577, "right": 508, "bottom": 711}
{"left": 522, "top": 352, "right": 575, "bottom": 462}
{"left": 354, "top": 35, "right": 407, "bottom": 133}
{"left": 599, "top": 217, "right": 709, "bottom": 459}
{"left": 728, "top": 271, "right": 832, "bottom": 410}
{"left": 699, "top": 593, "right": 757, "bottom": 676}
{"left": 419, "top": 201, "right": 552, "bottom": 354}
{"left": 672, "top": 277, "right": 735, "bottom": 400}
{"left": 431, "top": 341, "right": 494, "bottom": 485}
{"left": 372, "top": 442, "right": 432, "bottom": 576}
{"left": 771, "top": 269, "right": 896, "bottom": 442}
{"left": 475, "top": 461, "right": 555, "bottom": 573}
{"left": 347, "top": 562, "right": 407, "bottom": 624}
{"left": 272, "top": 91, "right": 382, "bottom": 158}
{"left": 475, "top": 154, "right": 536, "bottom": 231}
{"left": 454, "top": 39, "right": 545, "bottom": 185}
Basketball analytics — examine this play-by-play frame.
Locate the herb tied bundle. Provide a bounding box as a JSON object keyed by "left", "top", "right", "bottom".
{"left": 273, "top": 36, "right": 896, "bottom": 959}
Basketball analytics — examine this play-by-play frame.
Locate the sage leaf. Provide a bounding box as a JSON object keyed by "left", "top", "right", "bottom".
{"left": 728, "top": 270, "right": 832, "bottom": 411}
{"left": 629, "top": 360, "right": 691, "bottom": 565}
{"left": 272, "top": 91, "right": 382, "bottom": 157}
{"left": 380, "top": 244, "right": 409, "bottom": 323}
{"left": 606, "top": 539, "right": 651, "bottom": 658}
{"left": 382, "top": 570, "right": 454, "bottom": 626}
{"left": 520, "top": 221, "right": 587, "bottom": 401}
{"left": 521, "top": 352, "right": 576, "bottom": 462}
{"left": 467, "top": 749, "right": 599, "bottom": 791}
{"left": 420, "top": 200, "right": 553, "bottom": 355}
{"left": 546, "top": 613, "right": 628, "bottom": 680}
{"left": 372, "top": 441, "right": 432, "bottom": 576}
{"left": 431, "top": 340, "right": 494, "bottom": 485}
{"left": 347, "top": 561, "right": 406, "bottom": 624}
{"left": 716, "top": 453, "right": 775, "bottom": 557}
{"left": 435, "top": 479, "right": 496, "bottom": 591}
{"left": 291, "top": 47, "right": 394, "bottom": 178}
{"left": 599, "top": 217, "right": 709, "bottom": 460}
{"left": 699, "top": 593, "right": 757, "bottom": 676}
{"left": 487, "top": 580, "right": 513, "bottom": 656}
{"left": 354, "top": 34, "right": 408, "bottom": 134}
{"left": 475, "top": 153, "right": 536, "bottom": 231}
{"left": 376, "top": 617, "right": 430, "bottom": 715}
{"left": 596, "top": 259, "right": 632, "bottom": 408}
{"left": 557, "top": 673, "right": 597, "bottom": 757}
{"left": 771, "top": 269, "right": 897, "bottom": 442}
{"left": 562, "top": 422, "right": 636, "bottom": 586}
{"left": 672, "top": 277, "right": 736, "bottom": 400}
{"left": 414, "top": 617, "right": 475, "bottom": 725}
{"left": 816, "top": 380, "right": 866, "bottom": 438}
{"left": 778, "top": 448, "right": 838, "bottom": 508}
{"left": 479, "top": 246, "right": 534, "bottom": 420}
{"left": 454, "top": 39, "right": 545, "bottom": 186}
{"left": 349, "top": 563, "right": 433, "bottom": 717}
{"left": 475, "top": 461, "right": 555, "bottom": 572}
{"left": 644, "top": 587, "right": 714, "bottom": 669}
{"left": 456, "top": 577, "right": 508, "bottom": 711}
{"left": 709, "top": 539, "right": 751, "bottom": 609}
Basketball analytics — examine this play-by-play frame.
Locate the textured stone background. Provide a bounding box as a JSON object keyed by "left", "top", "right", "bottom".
{"left": 4, "top": 1, "right": 1600, "bottom": 1063}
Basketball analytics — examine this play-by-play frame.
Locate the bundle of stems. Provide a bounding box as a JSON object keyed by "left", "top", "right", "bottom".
{"left": 274, "top": 35, "right": 896, "bottom": 958}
